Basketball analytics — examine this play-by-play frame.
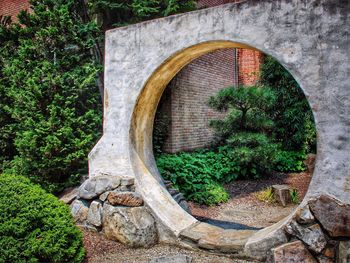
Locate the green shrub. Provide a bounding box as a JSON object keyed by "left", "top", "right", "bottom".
{"left": 156, "top": 149, "right": 238, "bottom": 205}
{"left": 0, "top": 0, "right": 102, "bottom": 193}
{"left": 260, "top": 55, "right": 316, "bottom": 152}
{"left": 0, "top": 174, "right": 84, "bottom": 263}
{"left": 188, "top": 181, "right": 229, "bottom": 206}
{"left": 290, "top": 188, "right": 300, "bottom": 204}
{"left": 256, "top": 187, "right": 275, "bottom": 203}
{"left": 273, "top": 150, "right": 306, "bottom": 172}
{"left": 208, "top": 85, "right": 281, "bottom": 178}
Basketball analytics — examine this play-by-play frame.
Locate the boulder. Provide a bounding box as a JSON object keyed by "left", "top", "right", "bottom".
{"left": 59, "top": 187, "right": 79, "bottom": 204}
{"left": 272, "top": 185, "right": 291, "bottom": 207}
{"left": 120, "top": 177, "right": 134, "bottom": 186}
{"left": 107, "top": 191, "right": 144, "bottom": 207}
{"left": 304, "top": 153, "right": 316, "bottom": 174}
{"left": 71, "top": 199, "right": 89, "bottom": 223}
{"left": 244, "top": 224, "right": 288, "bottom": 261}
{"left": 337, "top": 241, "right": 350, "bottom": 263}
{"left": 295, "top": 205, "right": 315, "bottom": 225}
{"left": 78, "top": 175, "right": 121, "bottom": 199}
{"left": 149, "top": 255, "right": 192, "bottom": 263}
{"left": 272, "top": 240, "right": 317, "bottom": 263}
{"left": 285, "top": 221, "right": 327, "bottom": 253}
{"left": 309, "top": 195, "right": 350, "bottom": 237}
{"left": 99, "top": 191, "right": 110, "bottom": 202}
{"left": 103, "top": 204, "right": 158, "bottom": 247}
{"left": 87, "top": 200, "right": 103, "bottom": 227}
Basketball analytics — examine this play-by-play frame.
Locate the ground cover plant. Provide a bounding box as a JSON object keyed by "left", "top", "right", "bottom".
{"left": 0, "top": 174, "right": 84, "bottom": 263}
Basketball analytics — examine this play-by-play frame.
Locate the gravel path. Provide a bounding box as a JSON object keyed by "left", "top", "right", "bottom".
{"left": 83, "top": 230, "right": 255, "bottom": 263}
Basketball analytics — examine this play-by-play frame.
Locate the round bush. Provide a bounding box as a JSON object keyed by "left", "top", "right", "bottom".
{"left": 0, "top": 174, "right": 84, "bottom": 263}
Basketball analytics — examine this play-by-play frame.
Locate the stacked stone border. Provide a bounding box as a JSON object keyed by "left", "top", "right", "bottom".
{"left": 82, "top": 0, "right": 350, "bottom": 262}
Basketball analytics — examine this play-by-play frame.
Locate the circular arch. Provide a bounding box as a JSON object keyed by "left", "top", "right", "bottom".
{"left": 88, "top": 1, "right": 349, "bottom": 259}
{"left": 130, "top": 40, "right": 314, "bottom": 240}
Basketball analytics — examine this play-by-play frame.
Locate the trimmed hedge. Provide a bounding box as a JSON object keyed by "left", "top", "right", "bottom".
{"left": 0, "top": 174, "right": 84, "bottom": 263}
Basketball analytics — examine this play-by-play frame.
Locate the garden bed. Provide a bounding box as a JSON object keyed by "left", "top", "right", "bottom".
{"left": 189, "top": 171, "right": 312, "bottom": 228}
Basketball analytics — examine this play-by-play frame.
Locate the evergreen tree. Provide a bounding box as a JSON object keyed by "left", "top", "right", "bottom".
{"left": 0, "top": 0, "right": 102, "bottom": 192}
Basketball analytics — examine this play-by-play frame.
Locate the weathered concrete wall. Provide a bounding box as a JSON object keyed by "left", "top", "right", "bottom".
{"left": 89, "top": 0, "right": 350, "bottom": 258}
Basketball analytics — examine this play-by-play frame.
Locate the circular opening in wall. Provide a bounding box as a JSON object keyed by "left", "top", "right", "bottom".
{"left": 130, "top": 41, "right": 317, "bottom": 248}
{"left": 152, "top": 47, "right": 316, "bottom": 232}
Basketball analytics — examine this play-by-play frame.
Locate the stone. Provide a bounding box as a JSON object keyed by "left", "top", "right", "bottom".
{"left": 87, "top": 200, "right": 103, "bottom": 227}
{"left": 71, "top": 199, "right": 89, "bottom": 223}
{"left": 197, "top": 229, "right": 256, "bottom": 253}
{"left": 244, "top": 223, "right": 288, "bottom": 261}
{"left": 149, "top": 255, "right": 192, "bottom": 263}
{"left": 272, "top": 185, "right": 291, "bottom": 207}
{"left": 59, "top": 187, "right": 78, "bottom": 204}
{"left": 172, "top": 193, "right": 191, "bottom": 214}
{"left": 272, "top": 240, "right": 317, "bottom": 263}
{"left": 295, "top": 205, "right": 315, "bottom": 225}
{"left": 317, "top": 255, "right": 334, "bottom": 263}
{"left": 285, "top": 221, "right": 327, "bottom": 253}
{"left": 107, "top": 191, "right": 144, "bottom": 207}
{"left": 99, "top": 191, "right": 110, "bottom": 202}
{"left": 180, "top": 222, "right": 223, "bottom": 242}
{"left": 337, "top": 241, "right": 350, "bottom": 263}
{"left": 103, "top": 204, "right": 157, "bottom": 247}
{"left": 121, "top": 177, "right": 134, "bottom": 186}
{"left": 78, "top": 175, "right": 121, "bottom": 199}
{"left": 168, "top": 188, "right": 179, "bottom": 195}
{"left": 323, "top": 245, "right": 336, "bottom": 259}
{"left": 304, "top": 153, "right": 316, "bottom": 174}
{"left": 309, "top": 195, "right": 350, "bottom": 237}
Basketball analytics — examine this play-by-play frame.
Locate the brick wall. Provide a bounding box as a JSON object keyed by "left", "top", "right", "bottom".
{"left": 238, "top": 49, "right": 263, "bottom": 86}
{"left": 157, "top": 0, "right": 263, "bottom": 153}
{"left": 0, "top": 0, "right": 30, "bottom": 21}
{"left": 161, "top": 49, "right": 236, "bottom": 153}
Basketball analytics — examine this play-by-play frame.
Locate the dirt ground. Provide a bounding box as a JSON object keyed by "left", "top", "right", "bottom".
{"left": 83, "top": 172, "right": 312, "bottom": 263}
{"left": 189, "top": 172, "right": 312, "bottom": 228}
{"left": 83, "top": 230, "right": 253, "bottom": 263}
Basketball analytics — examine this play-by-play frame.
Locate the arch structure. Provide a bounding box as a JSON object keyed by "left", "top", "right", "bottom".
{"left": 88, "top": 0, "right": 350, "bottom": 260}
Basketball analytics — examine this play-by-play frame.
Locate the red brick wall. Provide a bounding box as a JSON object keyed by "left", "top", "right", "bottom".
{"left": 0, "top": 0, "right": 30, "bottom": 21}
{"left": 162, "top": 49, "right": 235, "bottom": 153}
{"left": 238, "top": 49, "right": 263, "bottom": 86}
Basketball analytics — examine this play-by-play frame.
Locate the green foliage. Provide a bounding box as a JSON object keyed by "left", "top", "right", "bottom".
{"left": 88, "top": 0, "right": 196, "bottom": 29}
{"left": 256, "top": 187, "right": 275, "bottom": 203}
{"left": 273, "top": 150, "right": 306, "bottom": 172}
{"left": 0, "top": 0, "right": 102, "bottom": 193}
{"left": 156, "top": 148, "right": 239, "bottom": 205}
{"left": 0, "top": 174, "right": 84, "bottom": 263}
{"left": 260, "top": 56, "right": 316, "bottom": 152}
{"left": 189, "top": 181, "right": 229, "bottom": 206}
{"left": 289, "top": 188, "right": 300, "bottom": 204}
{"left": 153, "top": 111, "right": 170, "bottom": 155}
{"left": 208, "top": 86, "right": 281, "bottom": 178}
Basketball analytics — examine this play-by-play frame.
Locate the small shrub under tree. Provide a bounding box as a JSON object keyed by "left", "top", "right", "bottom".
{"left": 0, "top": 174, "right": 85, "bottom": 263}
